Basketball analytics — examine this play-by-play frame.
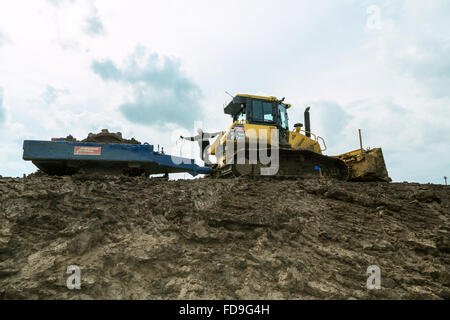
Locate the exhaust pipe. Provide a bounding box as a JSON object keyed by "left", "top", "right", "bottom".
{"left": 304, "top": 106, "right": 311, "bottom": 137}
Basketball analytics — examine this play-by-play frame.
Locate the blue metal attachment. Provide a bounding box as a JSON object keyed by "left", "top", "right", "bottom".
{"left": 23, "top": 140, "right": 212, "bottom": 176}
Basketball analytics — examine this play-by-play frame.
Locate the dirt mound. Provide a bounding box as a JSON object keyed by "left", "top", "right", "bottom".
{"left": 0, "top": 175, "right": 448, "bottom": 299}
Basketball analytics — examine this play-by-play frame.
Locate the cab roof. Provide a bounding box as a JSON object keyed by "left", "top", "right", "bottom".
{"left": 235, "top": 94, "right": 278, "bottom": 101}
{"left": 224, "top": 94, "right": 291, "bottom": 116}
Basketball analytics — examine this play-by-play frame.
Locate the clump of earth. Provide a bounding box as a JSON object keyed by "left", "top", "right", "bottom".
{"left": 0, "top": 174, "right": 448, "bottom": 299}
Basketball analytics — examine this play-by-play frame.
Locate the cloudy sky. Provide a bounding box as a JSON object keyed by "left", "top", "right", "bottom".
{"left": 0, "top": 0, "right": 449, "bottom": 183}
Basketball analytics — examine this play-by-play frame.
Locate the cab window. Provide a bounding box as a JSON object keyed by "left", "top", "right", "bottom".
{"left": 233, "top": 104, "right": 246, "bottom": 122}
{"left": 236, "top": 111, "right": 246, "bottom": 122}
{"left": 253, "top": 101, "right": 274, "bottom": 122}
{"left": 278, "top": 104, "right": 288, "bottom": 130}
{"left": 263, "top": 103, "right": 273, "bottom": 121}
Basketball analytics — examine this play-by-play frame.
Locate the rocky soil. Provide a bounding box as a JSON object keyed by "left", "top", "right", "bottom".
{"left": 0, "top": 173, "right": 448, "bottom": 299}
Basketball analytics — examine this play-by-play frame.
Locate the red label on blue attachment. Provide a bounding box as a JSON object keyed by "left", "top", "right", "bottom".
{"left": 74, "top": 146, "right": 101, "bottom": 156}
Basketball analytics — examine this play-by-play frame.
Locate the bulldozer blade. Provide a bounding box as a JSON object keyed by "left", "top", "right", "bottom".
{"left": 336, "top": 148, "right": 391, "bottom": 182}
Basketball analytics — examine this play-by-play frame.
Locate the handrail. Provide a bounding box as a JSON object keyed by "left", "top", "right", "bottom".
{"left": 298, "top": 129, "right": 317, "bottom": 140}
{"left": 306, "top": 130, "right": 316, "bottom": 140}
{"left": 317, "top": 136, "right": 327, "bottom": 152}
{"left": 294, "top": 129, "right": 328, "bottom": 152}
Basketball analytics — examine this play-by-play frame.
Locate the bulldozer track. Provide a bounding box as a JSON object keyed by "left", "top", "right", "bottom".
{"left": 211, "top": 148, "right": 349, "bottom": 180}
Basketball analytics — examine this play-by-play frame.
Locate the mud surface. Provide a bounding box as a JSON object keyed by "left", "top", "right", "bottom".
{"left": 0, "top": 174, "right": 448, "bottom": 299}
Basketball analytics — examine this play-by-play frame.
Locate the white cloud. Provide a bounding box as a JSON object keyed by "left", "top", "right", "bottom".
{"left": 0, "top": 30, "right": 10, "bottom": 47}
{"left": 83, "top": 1, "right": 105, "bottom": 37}
{"left": 0, "top": 88, "right": 5, "bottom": 123}
{"left": 47, "top": 0, "right": 76, "bottom": 7}
{"left": 42, "top": 85, "right": 70, "bottom": 104}
{"left": 91, "top": 47, "right": 203, "bottom": 128}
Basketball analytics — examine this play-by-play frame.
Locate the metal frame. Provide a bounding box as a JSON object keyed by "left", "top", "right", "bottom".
{"left": 23, "top": 140, "right": 212, "bottom": 176}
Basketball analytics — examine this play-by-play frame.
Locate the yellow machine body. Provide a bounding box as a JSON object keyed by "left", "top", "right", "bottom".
{"left": 209, "top": 94, "right": 390, "bottom": 181}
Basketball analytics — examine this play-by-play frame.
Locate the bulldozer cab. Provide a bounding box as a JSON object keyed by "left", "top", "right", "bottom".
{"left": 224, "top": 94, "right": 291, "bottom": 144}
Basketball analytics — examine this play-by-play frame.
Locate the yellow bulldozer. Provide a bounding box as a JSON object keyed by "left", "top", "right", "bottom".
{"left": 208, "top": 94, "right": 390, "bottom": 181}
